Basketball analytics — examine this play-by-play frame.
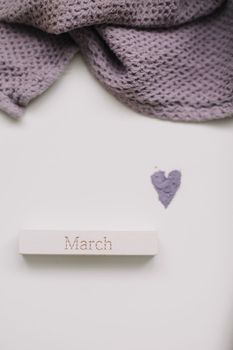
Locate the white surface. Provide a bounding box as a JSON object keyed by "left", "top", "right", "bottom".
{"left": 19, "top": 230, "right": 158, "bottom": 255}
{"left": 0, "top": 57, "right": 233, "bottom": 350}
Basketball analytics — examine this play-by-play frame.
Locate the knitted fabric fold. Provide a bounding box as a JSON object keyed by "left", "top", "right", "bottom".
{"left": 0, "top": 0, "right": 233, "bottom": 121}
{"left": 0, "top": 22, "right": 78, "bottom": 118}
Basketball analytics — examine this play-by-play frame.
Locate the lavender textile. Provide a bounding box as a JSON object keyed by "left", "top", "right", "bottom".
{"left": 0, "top": 0, "right": 233, "bottom": 121}
{"left": 151, "top": 170, "right": 181, "bottom": 208}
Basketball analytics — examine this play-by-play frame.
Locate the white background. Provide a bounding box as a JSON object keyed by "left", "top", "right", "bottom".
{"left": 0, "top": 57, "right": 233, "bottom": 350}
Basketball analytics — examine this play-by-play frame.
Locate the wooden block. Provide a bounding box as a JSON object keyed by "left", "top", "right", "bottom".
{"left": 19, "top": 230, "right": 158, "bottom": 256}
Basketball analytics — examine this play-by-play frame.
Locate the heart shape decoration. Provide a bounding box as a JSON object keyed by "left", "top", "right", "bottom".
{"left": 151, "top": 170, "right": 181, "bottom": 208}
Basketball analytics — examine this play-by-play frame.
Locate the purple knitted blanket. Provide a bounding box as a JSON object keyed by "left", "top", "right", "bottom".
{"left": 0, "top": 0, "right": 232, "bottom": 121}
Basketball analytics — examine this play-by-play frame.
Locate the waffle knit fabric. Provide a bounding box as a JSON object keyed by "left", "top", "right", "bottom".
{"left": 0, "top": 0, "right": 232, "bottom": 121}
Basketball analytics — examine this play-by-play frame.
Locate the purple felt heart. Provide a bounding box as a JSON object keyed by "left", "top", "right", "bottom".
{"left": 151, "top": 170, "right": 181, "bottom": 208}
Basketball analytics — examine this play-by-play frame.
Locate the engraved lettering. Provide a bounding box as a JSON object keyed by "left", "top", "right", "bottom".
{"left": 80, "top": 240, "right": 88, "bottom": 250}
{"left": 96, "top": 240, "right": 103, "bottom": 250}
{"left": 104, "top": 236, "right": 112, "bottom": 250}
{"left": 64, "top": 235, "right": 112, "bottom": 251}
{"left": 88, "top": 240, "right": 95, "bottom": 250}
{"left": 64, "top": 236, "right": 79, "bottom": 250}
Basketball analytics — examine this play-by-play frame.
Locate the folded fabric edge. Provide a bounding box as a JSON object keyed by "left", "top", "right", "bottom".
{"left": 127, "top": 99, "right": 233, "bottom": 122}
{"left": 0, "top": 91, "right": 24, "bottom": 118}
{"left": 0, "top": 45, "right": 78, "bottom": 119}
{"left": 80, "top": 56, "right": 233, "bottom": 122}
{"left": 19, "top": 46, "right": 79, "bottom": 106}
